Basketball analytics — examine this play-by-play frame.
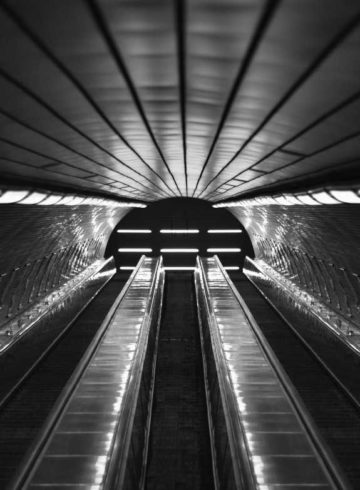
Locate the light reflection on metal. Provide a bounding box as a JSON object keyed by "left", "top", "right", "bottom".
{"left": 195, "top": 256, "right": 343, "bottom": 489}
{"left": 20, "top": 257, "right": 164, "bottom": 488}
{"left": 213, "top": 186, "right": 360, "bottom": 208}
{"left": 0, "top": 258, "right": 116, "bottom": 353}
{"left": 0, "top": 187, "right": 147, "bottom": 208}
{"left": 244, "top": 257, "right": 360, "bottom": 354}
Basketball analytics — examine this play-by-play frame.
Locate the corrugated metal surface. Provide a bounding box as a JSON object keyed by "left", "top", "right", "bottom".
{"left": 231, "top": 204, "right": 360, "bottom": 326}
{"left": 0, "top": 203, "right": 128, "bottom": 327}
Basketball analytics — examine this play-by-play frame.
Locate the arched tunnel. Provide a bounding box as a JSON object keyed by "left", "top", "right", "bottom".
{"left": 0, "top": 1, "right": 360, "bottom": 488}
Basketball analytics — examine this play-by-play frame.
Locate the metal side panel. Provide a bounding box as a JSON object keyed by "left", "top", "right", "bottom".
{"left": 16, "top": 256, "right": 163, "bottom": 490}
{"left": 196, "top": 256, "right": 346, "bottom": 490}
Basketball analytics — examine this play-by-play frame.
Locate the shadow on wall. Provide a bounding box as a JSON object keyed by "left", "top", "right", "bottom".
{"left": 106, "top": 197, "right": 254, "bottom": 270}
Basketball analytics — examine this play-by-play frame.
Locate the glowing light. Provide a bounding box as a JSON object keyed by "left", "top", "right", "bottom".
{"left": 117, "top": 229, "right": 152, "bottom": 233}
{"left": 160, "top": 229, "right": 199, "bottom": 234}
{"left": 224, "top": 266, "right": 240, "bottom": 270}
{"left": 207, "top": 248, "right": 241, "bottom": 253}
{"left": 0, "top": 190, "right": 29, "bottom": 203}
{"left": 160, "top": 248, "right": 199, "bottom": 253}
{"left": 119, "top": 266, "right": 136, "bottom": 270}
{"left": 207, "top": 229, "right": 242, "bottom": 233}
{"left": 118, "top": 248, "right": 152, "bottom": 253}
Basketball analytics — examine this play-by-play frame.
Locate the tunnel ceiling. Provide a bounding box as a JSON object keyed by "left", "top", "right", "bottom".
{"left": 1, "top": 0, "right": 360, "bottom": 202}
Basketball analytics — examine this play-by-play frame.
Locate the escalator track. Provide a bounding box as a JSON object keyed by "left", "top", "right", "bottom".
{"left": 233, "top": 272, "right": 360, "bottom": 488}
{"left": 0, "top": 274, "right": 127, "bottom": 488}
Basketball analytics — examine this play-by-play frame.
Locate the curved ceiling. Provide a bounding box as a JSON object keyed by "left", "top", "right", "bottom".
{"left": 1, "top": 0, "right": 360, "bottom": 202}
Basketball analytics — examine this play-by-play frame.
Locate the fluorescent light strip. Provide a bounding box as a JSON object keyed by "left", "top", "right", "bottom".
{"left": 163, "top": 266, "right": 197, "bottom": 271}
{"left": 119, "top": 266, "right": 136, "bottom": 270}
{"left": 118, "top": 248, "right": 152, "bottom": 253}
{"left": 0, "top": 188, "right": 147, "bottom": 208}
{"left": 117, "top": 229, "right": 152, "bottom": 234}
{"left": 212, "top": 187, "right": 360, "bottom": 208}
{"left": 224, "top": 266, "right": 240, "bottom": 271}
{"left": 208, "top": 229, "right": 242, "bottom": 233}
{"left": 207, "top": 248, "right": 241, "bottom": 253}
{"left": 160, "top": 229, "right": 199, "bottom": 234}
{"left": 160, "top": 248, "right": 199, "bottom": 253}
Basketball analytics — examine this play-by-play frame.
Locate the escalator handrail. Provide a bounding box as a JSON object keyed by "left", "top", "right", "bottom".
{"left": 11, "top": 255, "right": 151, "bottom": 489}
{"left": 214, "top": 255, "right": 349, "bottom": 490}
{"left": 103, "top": 255, "right": 164, "bottom": 489}
{"left": 196, "top": 256, "right": 258, "bottom": 489}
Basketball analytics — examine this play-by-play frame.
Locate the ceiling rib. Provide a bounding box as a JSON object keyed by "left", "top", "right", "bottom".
{"left": 0, "top": 2, "right": 175, "bottom": 199}
{"left": 175, "top": 0, "right": 188, "bottom": 197}
{"left": 85, "top": 0, "right": 183, "bottom": 196}
{"left": 0, "top": 104, "right": 169, "bottom": 198}
{"left": 0, "top": 135, "right": 163, "bottom": 198}
{"left": 190, "top": 0, "right": 281, "bottom": 198}
{"left": 199, "top": 10, "right": 360, "bottom": 200}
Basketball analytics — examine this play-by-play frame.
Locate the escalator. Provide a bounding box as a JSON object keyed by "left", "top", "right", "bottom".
{"left": 2, "top": 258, "right": 355, "bottom": 489}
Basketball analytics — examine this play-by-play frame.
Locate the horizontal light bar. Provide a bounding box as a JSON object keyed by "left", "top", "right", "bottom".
{"left": 162, "top": 266, "right": 197, "bottom": 271}
{"left": 0, "top": 190, "right": 29, "bottom": 203}
{"left": 213, "top": 186, "right": 360, "bottom": 208}
{"left": 118, "top": 248, "right": 152, "bottom": 253}
{"left": 160, "top": 248, "right": 199, "bottom": 253}
{"left": 224, "top": 266, "right": 240, "bottom": 270}
{"left": 117, "top": 229, "right": 152, "bottom": 234}
{"left": 160, "top": 229, "right": 199, "bottom": 234}
{"left": 207, "top": 248, "right": 241, "bottom": 253}
{"left": 0, "top": 187, "right": 147, "bottom": 208}
{"left": 119, "top": 266, "right": 136, "bottom": 270}
{"left": 207, "top": 229, "right": 242, "bottom": 233}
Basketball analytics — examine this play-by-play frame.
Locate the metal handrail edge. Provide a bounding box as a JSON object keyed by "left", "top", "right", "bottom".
{"left": 194, "top": 269, "right": 220, "bottom": 490}
{"left": 215, "top": 255, "right": 350, "bottom": 490}
{"left": 12, "top": 255, "right": 147, "bottom": 490}
{"left": 104, "top": 256, "right": 164, "bottom": 489}
{"left": 196, "top": 256, "right": 258, "bottom": 489}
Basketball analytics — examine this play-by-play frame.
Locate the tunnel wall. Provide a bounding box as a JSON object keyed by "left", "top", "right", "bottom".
{"left": 231, "top": 204, "right": 360, "bottom": 326}
{"left": 0, "top": 204, "right": 128, "bottom": 326}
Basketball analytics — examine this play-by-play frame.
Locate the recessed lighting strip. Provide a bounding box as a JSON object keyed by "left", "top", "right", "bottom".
{"left": 0, "top": 186, "right": 147, "bottom": 208}
{"left": 118, "top": 248, "right": 152, "bottom": 253}
{"left": 117, "top": 229, "right": 152, "bottom": 234}
{"left": 160, "top": 229, "right": 199, "bottom": 234}
{"left": 119, "top": 266, "right": 136, "bottom": 270}
{"left": 207, "top": 248, "right": 241, "bottom": 253}
{"left": 207, "top": 229, "right": 242, "bottom": 233}
{"left": 224, "top": 266, "right": 240, "bottom": 270}
{"left": 213, "top": 186, "right": 360, "bottom": 208}
{"left": 160, "top": 248, "right": 199, "bottom": 253}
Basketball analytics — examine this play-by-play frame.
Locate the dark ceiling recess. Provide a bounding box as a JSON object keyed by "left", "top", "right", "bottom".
{"left": 105, "top": 197, "right": 254, "bottom": 270}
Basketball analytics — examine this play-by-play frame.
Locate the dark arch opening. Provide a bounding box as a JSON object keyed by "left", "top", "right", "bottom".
{"left": 106, "top": 197, "right": 254, "bottom": 271}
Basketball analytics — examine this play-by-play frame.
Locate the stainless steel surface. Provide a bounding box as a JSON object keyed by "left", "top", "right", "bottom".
{"left": 0, "top": 1, "right": 359, "bottom": 200}
{"left": 196, "top": 255, "right": 343, "bottom": 489}
{"left": 0, "top": 257, "right": 115, "bottom": 353}
{"left": 231, "top": 203, "right": 360, "bottom": 335}
{"left": 0, "top": 203, "right": 129, "bottom": 329}
{"left": 17, "top": 256, "right": 163, "bottom": 489}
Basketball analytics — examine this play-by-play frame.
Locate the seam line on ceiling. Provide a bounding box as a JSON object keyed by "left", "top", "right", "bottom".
{"left": 190, "top": 0, "right": 281, "bottom": 198}
{"left": 199, "top": 9, "right": 360, "bottom": 199}
{"left": 85, "top": 0, "right": 183, "bottom": 196}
